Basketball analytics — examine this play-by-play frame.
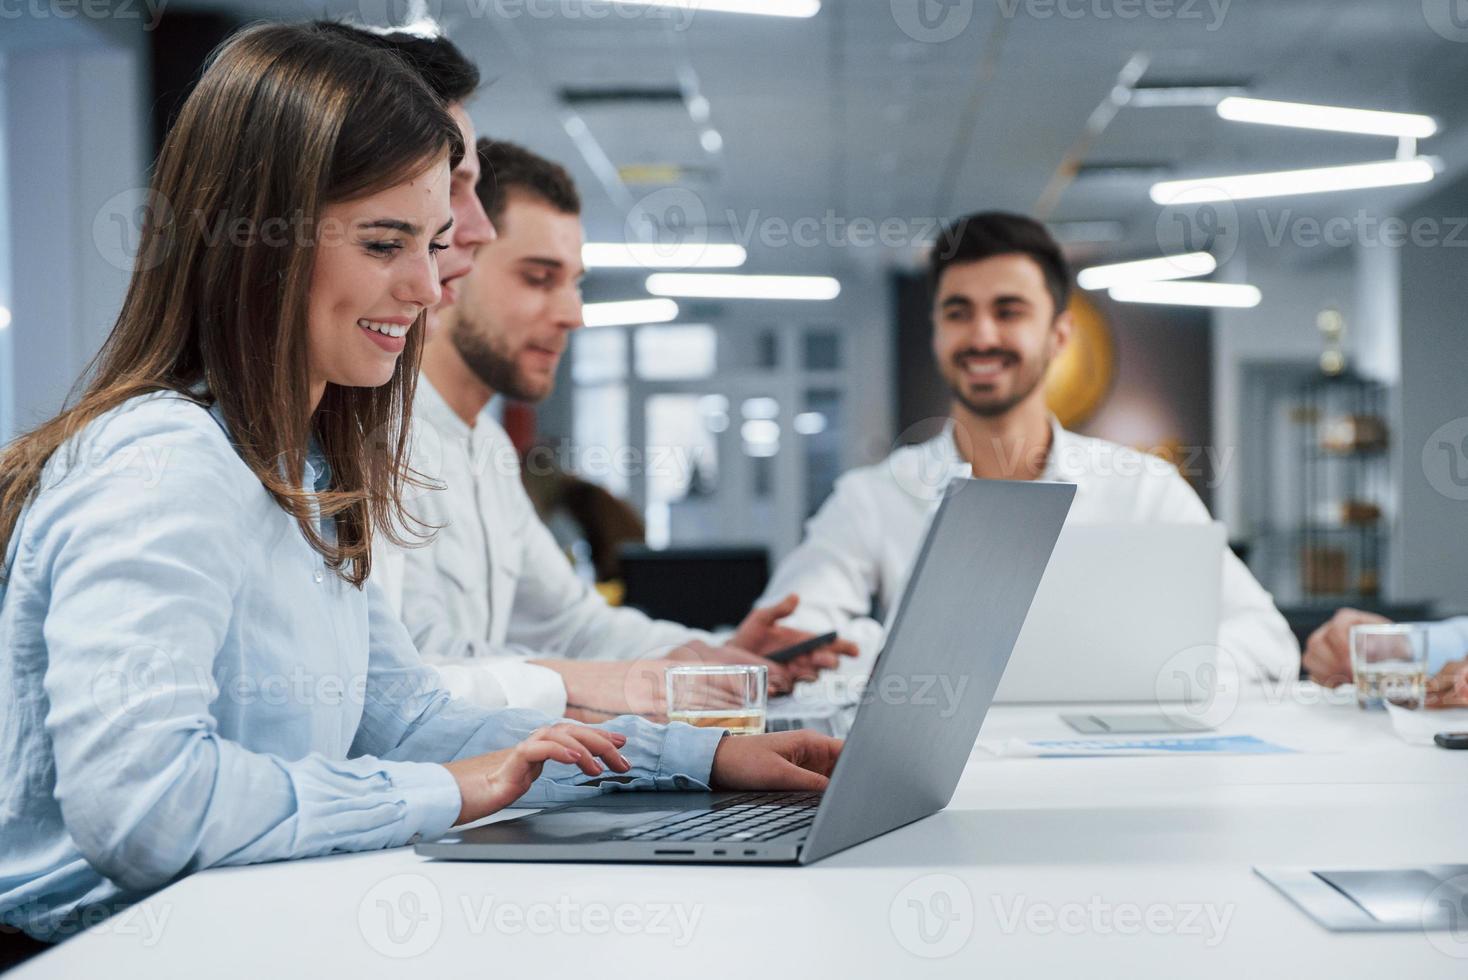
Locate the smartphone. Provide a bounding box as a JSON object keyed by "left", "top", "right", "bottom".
{"left": 765, "top": 632, "right": 839, "bottom": 665}
{"left": 1433, "top": 732, "right": 1468, "bottom": 749}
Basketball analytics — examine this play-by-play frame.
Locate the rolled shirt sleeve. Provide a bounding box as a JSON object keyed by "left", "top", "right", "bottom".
{"left": 352, "top": 585, "right": 724, "bottom": 803}
{"left": 1417, "top": 616, "right": 1468, "bottom": 674}
{"left": 30, "top": 412, "right": 465, "bottom": 896}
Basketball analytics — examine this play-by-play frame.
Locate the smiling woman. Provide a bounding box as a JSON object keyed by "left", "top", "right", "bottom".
{"left": 0, "top": 21, "right": 464, "bottom": 585}
{"left": 0, "top": 22, "right": 841, "bottom": 950}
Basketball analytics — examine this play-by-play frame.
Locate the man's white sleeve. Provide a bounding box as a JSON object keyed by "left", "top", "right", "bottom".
{"left": 759, "top": 471, "right": 889, "bottom": 666}
{"left": 503, "top": 506, "right": 712, "bottom": 662}
{"left": 426, "top": 656, "right": 569, "bottom": 717}
{"left": 1150, "top": 471, "right": 1301, "bottom": 681}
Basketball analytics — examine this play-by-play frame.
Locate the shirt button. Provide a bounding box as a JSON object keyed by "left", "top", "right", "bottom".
{"left": 313, "top": 569, "right": 324, "bottom": 584}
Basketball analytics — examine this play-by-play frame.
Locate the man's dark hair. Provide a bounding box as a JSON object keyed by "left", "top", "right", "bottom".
{"left": 313, "top": 22, "right": 479, "bottom": 104}
{"left": 475, "top": 138, "right": 581, "bottom": 227}
{"left": 928, "top": 211, "right": 1072, "bottom": 317}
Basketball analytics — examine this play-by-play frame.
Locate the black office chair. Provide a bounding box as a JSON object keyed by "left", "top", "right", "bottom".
{"left": 617, "top": 545, "right": 771, "bottom": 632}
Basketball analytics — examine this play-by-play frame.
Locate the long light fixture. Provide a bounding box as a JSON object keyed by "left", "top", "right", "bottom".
{"left": 1217, "top": 97, "right": 1438, "bottom": 139}
{"left": 1128, "top": 85, "right": 1249, "bottom": 108}
{"left": 646, "top": 273, "right": 841, "bottom": 301}
{"left": 0, "top": 305, "right": 10, "bottom": 331}
{"left": 604, "top": 0, "right": 820, "bottom": 16}
{"left": 1077, "top": 252, "right": 1217, "bottom": 291}
{"left": 582, "top": 298, "right": 679, "bottom": 328}
{"left": 583, "top": 242, "right": 748, "bottom": 270}
{"left": 1150, "top": 158, "right": 1437, "bottom": 204}
{"left": 1108, "top": 281, "right": 1261, "bottom": 308}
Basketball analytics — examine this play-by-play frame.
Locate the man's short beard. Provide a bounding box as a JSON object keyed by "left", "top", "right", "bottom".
{"left": 948, "top": 354, "right": 1049, "bottom": 419}
{"left": 450, "top": 314, "right": 548, "bottom": 404}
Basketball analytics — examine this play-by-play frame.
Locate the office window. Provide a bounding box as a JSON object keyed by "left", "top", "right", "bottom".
{"left": 572, "top": 326, "right": 627, "bottom": 384}
{"left": 573, "top": 384, "right": 629, "bottom": 498}
{"left": 644, "top": 393, "right": 720, "bottom": 548}
{"left": 634, "top": 324, "right": 717, "bottom": 380}
{"left": 801, "top": 388, "right": 843, "bottom": 518}
{"left": 0, "top": 68, "right": 11, "bottom": 446}
{"left": 802, "top": 329, "right": 841, "bottom": 371}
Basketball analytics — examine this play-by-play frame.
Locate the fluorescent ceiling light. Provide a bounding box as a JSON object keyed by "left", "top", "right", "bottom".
{"left": 646, "top": 273, "right": 841, "bottom": 301}
{"left": 1128, "top": 86, "right": 1249, "bottom": 108}
{"left": 1217, "top": 97, "right": 1437, "bottom": 139}
{"left": 584, "top": 243, "right": 747, "bottom": 269}
{"left": 1150, "top": 158, "right": 1437, "bottom": 204}
{"left": 604, "top": 0, "right": 820, "bottom": 16}
{"left": 1108, "top": 281, "right": 1261, "bottom": 308}
{"left": 582, "top": 298, "right": 679, "bottom": 328}
{"left": 1077, "top": 252, "right": 1217, "bottom": 291}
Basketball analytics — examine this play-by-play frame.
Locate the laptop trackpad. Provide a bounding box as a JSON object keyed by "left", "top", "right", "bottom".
{"left": 488, "top": 808, "right": 686, "bottom": 842}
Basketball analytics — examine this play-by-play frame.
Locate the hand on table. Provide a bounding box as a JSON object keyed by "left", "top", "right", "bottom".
{"left": 664, "top": 639, "right": 798, "bottom": 695}
{"left": 535, "top": 657, "right": 687, "bottom": 723}
{"left": 1426, "top": 657, "right": 1468, "bottom": 709}
{"left": 1303, "top": 608, "right": 1391, "bottom": 687}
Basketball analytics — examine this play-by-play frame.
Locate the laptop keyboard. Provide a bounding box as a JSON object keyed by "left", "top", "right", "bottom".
{"left": 611, "top": 792, "right": 823, "bottom": 843}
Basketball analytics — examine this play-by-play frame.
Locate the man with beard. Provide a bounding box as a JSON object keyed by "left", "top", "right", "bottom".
{"left": 758, "top": 211, "right": 1299, "bottom": 682}
{"left": 397, "top": 140, "right": 853, "bottom": 722}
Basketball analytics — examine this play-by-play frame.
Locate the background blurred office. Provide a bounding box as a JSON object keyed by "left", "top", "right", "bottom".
{"left": 2, "top": 0, "right": 1467, "bottom": 645}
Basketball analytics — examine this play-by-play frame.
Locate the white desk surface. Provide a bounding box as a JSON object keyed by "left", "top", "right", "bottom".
{"left": 17, "top": 684, "right": 1468, "bottom": 978}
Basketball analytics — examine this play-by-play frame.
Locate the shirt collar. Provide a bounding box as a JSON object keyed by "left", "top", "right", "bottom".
{"left": 196, "top": 382, "right": 331, "bottom": 493}
{"left": 933, "top": 415, "right": 1072, "bottom": 483}
{"left": 416, "top": 374, "right": 483, "bottom": 441}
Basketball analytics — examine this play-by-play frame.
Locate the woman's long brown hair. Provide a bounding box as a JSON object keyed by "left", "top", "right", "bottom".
{"left": 0, "top": 22, "right": 464, "bottom": 587}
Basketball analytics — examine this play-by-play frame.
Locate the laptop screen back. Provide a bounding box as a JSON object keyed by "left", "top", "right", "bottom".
{"left": 799, "top": 479, "right": 1075, "bottom": 864}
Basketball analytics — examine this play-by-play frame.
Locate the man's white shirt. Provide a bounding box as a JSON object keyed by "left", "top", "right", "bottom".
{"left": 758, "top": 420, "right": 1301, "bottom": 681}
{"left": 378, "top": 378, "right": 707, "bottom": 716}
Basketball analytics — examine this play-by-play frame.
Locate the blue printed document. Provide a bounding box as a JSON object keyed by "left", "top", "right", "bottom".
{"left": 981, "top": 734, "right": 1295, "bottom": 758}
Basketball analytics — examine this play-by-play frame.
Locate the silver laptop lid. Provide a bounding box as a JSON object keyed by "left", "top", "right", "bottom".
{"left": 799, "top": 478, "right": 1075, "bottom": 864}
{"left": 996, "top": 523, "right": 1226, "bottom": 703}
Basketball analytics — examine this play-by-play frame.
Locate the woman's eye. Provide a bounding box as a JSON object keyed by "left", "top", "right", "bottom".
{"left": 364, "top": 241, "right": 402, "bottom": 256}
{"left": 429, "top": 241, "right": 450, "bottom": 254}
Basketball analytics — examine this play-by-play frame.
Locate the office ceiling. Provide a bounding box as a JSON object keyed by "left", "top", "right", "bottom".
{"left": 30, "top": 1, "right": 1468, "bottom": 279}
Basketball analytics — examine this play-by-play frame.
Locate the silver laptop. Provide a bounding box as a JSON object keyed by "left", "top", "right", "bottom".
{"left": 994, "top": 523, "right": 1226, "bottom": 703}
{"left": 416, "top": 478, "right": 1075, "bottom": 866}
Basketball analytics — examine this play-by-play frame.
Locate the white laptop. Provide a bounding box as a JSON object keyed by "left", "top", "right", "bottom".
{"left": 994, "top": 523, "right": 1226, "bottom": 703}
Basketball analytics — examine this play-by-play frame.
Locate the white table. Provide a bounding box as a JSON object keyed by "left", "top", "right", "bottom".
{"left": 17, "top": 685, "right": 1468, "bottom": 978}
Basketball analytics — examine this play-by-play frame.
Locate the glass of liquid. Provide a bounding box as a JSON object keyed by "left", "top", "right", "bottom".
{"left": 1350, "top": 623, "right": 1427, "bottom": 710}
{"left": 665, "top": 665, "right": 768, "bottom": 735}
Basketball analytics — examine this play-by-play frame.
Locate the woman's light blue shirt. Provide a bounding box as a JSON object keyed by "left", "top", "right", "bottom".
{"left": 0, "top": 392, "right": 721, "bottom": 940}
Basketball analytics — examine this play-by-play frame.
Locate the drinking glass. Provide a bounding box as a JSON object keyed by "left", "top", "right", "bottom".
{"left": 1350, "top": 623, "right": 1427, "bottom": 710}
{"left": 665, "top": 665, "right": 768, "bottom": 735}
